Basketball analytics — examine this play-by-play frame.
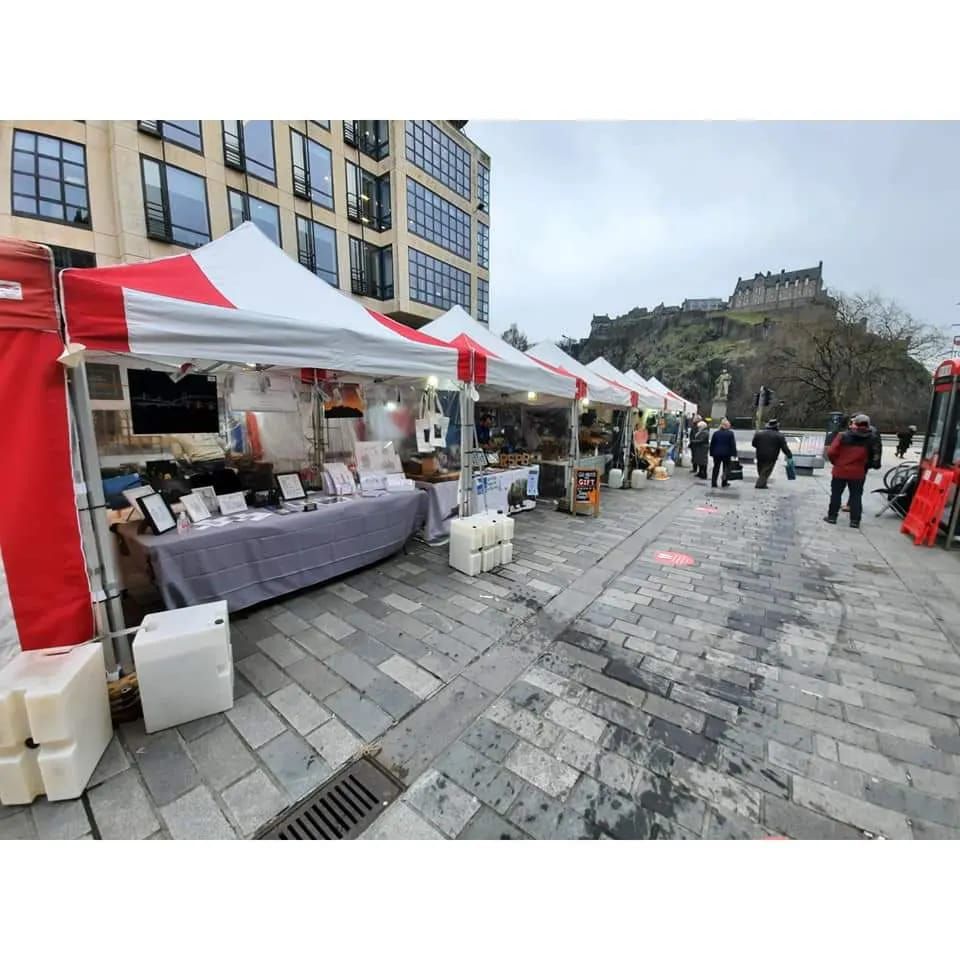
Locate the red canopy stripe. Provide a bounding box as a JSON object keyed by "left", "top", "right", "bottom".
{"left": 527, "top": 355, "right": 585, "bottom": 398}
{"left": 61, "top": 253, "right": 235, "bottom": 352}
{"left": 367, "top": 309, "right": 476, "bottom": 382}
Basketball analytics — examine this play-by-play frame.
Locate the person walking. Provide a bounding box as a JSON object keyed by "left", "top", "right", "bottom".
{"left": 896, "top": 425, "right": 916, "bottom": 459}
{"left": 709, "top": 417, "right": 737, "bottom": 488}
{"left": 751, "top": 419, "right": 791, "bottom": 489}
{"left": 824, "top": 413, "right": 875, "bottom": 528}
{"left": 689, "top": 420, "right": 710, "bottom": 479}
{"left": 841, "top": 413, "right": 882, "bottom": 511}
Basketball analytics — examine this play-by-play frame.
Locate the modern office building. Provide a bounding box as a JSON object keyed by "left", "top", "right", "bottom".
{"left": 0, "top": 120, "right": 491, "bottom": 327}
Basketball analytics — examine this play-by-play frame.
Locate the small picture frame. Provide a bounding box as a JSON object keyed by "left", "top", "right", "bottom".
{"left": 217, "top": 492, "right": 249, "bottom": 516}
{"left": 136, "top": 492, "right": 177, "bottom": 535}
{"left": 192, "top": 485, "right": 219, "bottom": 515}
{"left": 122, "top": 484, "right": 155, "bottom": 511}
{"left": 180, "top": 492, "right": 212, "bottom": 523}
{"left": 276, "top": 472, "right": 306, "bottom": 502}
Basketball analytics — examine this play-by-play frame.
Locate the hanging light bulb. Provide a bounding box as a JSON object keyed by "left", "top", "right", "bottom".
{"left": 581, "top": 397, "right": 590, "bottom": 409}
{"left": 427, "top": 375, "right": 439, "bottom": 388}
{"left": 527, "top": 391, "right": 537, "bottom": 401}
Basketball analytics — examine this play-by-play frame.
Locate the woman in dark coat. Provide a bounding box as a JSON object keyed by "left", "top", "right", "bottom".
{"left": 689, "top": 420, "right": 710, "bottom": 479}
{"left": 709, "top": 417, "right": 738, "bottom": 488}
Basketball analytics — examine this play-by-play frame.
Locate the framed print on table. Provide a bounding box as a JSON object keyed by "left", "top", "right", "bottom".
{"left": 122, "top": 484, "right": 156, "bottom": 511}
{"left": 276, "top": 472, "right": 306, "bottom": 502}
{"left": 136, "top": 492, "right": 177, "bottom": 535}
{"left": 217, "top": 492, "right": 248, "bottom": 516}
{"left": 192, "top": 485, "right": 219, "bottom": 515}
{"left": 180, "top": 492, "right": 212, "bottom": 522}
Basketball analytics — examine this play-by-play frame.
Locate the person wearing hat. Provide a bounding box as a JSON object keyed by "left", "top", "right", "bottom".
{"left": 824, "top": 413, "right": 875, "bottom": 528}
{"left": 751, "top": 418, "right": 792, "bottom": 489}
{"left": 896, "top": 424, "right": 917, "bottom": 459}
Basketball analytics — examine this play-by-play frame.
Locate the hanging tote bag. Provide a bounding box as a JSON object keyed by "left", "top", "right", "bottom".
{"left": 785, "top": 456, "right": 797, "bottom": 480}
{"left": 727, "top": 458, "right": 744, "bottom": 482}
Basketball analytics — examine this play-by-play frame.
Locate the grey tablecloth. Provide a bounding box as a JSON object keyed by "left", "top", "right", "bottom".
{"left": 117, "top": 490, "right": 427, "bottom": 612}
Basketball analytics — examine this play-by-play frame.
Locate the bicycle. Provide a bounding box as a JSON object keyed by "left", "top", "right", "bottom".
{"left": 872, "top": 462, "right": 919, "bottom": 519}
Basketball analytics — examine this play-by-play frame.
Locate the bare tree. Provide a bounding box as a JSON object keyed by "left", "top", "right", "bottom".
{"left": 501, "top": 322, "right": 530, "bottom": 352}
{"left": 768, "top": 293, "right": 944, "bottom": 425}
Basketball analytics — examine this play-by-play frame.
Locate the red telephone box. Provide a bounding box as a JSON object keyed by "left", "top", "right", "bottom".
{"left": 919, "top": 358, "right": 960, "bottom": 545}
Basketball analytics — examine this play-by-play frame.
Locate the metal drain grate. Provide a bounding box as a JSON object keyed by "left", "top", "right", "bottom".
{"left": 255, "top": 757, "right": 403, "bottom": 840}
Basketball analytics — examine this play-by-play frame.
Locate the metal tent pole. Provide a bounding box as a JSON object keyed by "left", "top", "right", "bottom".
{"left": 568, "top": 398, "right": 579, "bottom": 514}
{"left": 621, "top": 406, "right": 633, "bottom": 484}
{"left": 459, "top": 382, "right": 475, "bottom": 518}
{"left": 68, "top": 361, "right": 129, "bottom": 672}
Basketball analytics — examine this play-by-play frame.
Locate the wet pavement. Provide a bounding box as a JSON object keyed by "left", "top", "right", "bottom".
{"left": 4, "top": 453, "right": 959, "bottom": 839}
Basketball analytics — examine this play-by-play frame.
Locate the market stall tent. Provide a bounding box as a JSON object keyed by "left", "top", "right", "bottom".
{"left": 419, "top": 306, "right": 581, "bottom": 402}
{"left": 526, "top": 341, "right": 635, "bottom": 408}
{"left": 644, "top": 375, "right": 695, "bottom": 413}
{"left": 61, "top": 222, "right": 472, "bottom": 382}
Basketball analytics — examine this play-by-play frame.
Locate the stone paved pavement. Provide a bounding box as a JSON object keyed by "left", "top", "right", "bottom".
{"left": 3, "top": 458, "right": 958, "bottom": 840}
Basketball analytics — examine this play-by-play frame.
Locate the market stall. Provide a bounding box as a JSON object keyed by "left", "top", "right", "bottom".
{"left": 529, "top": 341, "right": 637, "bottom": 484}
{"left": 59, "top": 223, "right": 479, "bottom": 660}
{"left": 419, "top": 306, "right": 583, "bottom": 527}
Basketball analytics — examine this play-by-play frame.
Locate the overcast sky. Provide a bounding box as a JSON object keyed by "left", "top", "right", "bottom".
{"left": 467, "top": 122, "right": 960, "bottom": 345}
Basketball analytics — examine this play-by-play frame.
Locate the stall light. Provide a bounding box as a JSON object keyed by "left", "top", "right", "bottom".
{"left": 385, "top": 400, "right": 397, "bottom": 411}
{"left": 427, "top": 375, "right": 439, "bottom": 388}
{"left": 581, "top": 398, "right": 590, "bottom": 409}
{"left": 360, "top": 193, "right": 370, "bottom": 201}
{"left": 527, "top": 391, "right": 537, "bottom": 401}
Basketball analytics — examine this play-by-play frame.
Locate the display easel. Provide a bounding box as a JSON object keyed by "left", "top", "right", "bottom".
{"left": 573, "top": 466, "right": 600, "bottom": 517}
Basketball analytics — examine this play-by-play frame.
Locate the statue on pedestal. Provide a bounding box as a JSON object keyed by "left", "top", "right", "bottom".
{"left": 714, "top": 369, "right": 732, "bottom": 401}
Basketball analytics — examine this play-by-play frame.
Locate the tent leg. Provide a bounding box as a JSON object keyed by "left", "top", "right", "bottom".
{"left": 459, "top": 383, "right": 475, "bottom": 519}
{"left": 68, "top": 362, "right": 129, "bottom": 673}
{"left": 568, "top": 399, "right": 579, "bottom": 515}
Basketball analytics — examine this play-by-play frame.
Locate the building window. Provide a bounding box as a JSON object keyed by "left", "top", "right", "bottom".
{"left": 350, "top": 238, "right": 393, "bottom": 300}
{"left": 345, "top": 162, "right": 391, "bottom": 231}
{"left": 478, "top": 162, "right": 490, "bottom": 210}
{"left": 138, "top": 121, "right": 203, "bottom": 153}
{"left": 48, "top": 246, "right": 96, "bottom": 271}
{"left": 405, "top": 121, "right": 471, "bottom": 199}
{"left": 140, "top": 156, "right": 210, "bottom": 248}
{"left": 222, "top": 121, "right": 276, "bottom": 184}
{"left": 406, "top": 177, "right": 471, "bottom": 261}
{"left": 290, "top": 130, "right": 334, "bottom": 209}
{"left": 311, "top": 121, "right": 331, "bottom": 131}
{"left": 296, "top": 216, "right": 338, "bottom": 287}
{"left": 408, "top": 248, "right": 471, "bottom": 312}
{"left": 343, "top": 121, "right": 389, "bottom": 160}
{"left": 477, "top": 221, "right": 489, "bottom": 270}
{"left": 477, "top": 278, "right": 489, "bottom": 325}
{"left": 227, "top": 188, "right": 280, "bottom": 245}
{"left": 11, "top": 130, "right": 91, "bottom": 227}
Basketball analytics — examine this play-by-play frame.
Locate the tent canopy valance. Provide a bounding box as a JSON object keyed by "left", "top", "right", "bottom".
{"left": 526, "top": 341, "right": 634, "bottom": 408}
{"left": 60, "top": 223, "right": 471, "bottom": 384}
{"left": 420, "top": 306, "right": 581, "bottom": 402}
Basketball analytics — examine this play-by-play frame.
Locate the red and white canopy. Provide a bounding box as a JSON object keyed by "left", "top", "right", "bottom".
{"left": 526, "top": 341, "right": 635, "bottom": 407}
{"left": 586, "top": 357, "right": 662, "bottom": 409}
{"left": 61, "top": 222, "right": 471, "bottom": 382}
{"left": 640, "top": 374, "right": 693, "bottom": 413}
{"left": 420, "top": 306, "right": 580, "bottom": 401}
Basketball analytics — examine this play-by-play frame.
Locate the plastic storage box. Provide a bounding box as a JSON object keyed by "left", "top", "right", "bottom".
{"left": 608, "top": 468, "right": 624, "bottom": 489}
{"left": 0, "top": 644, "right": 112, "bottom": 805}
{"left": 133, "top": 601, "right": 233, "bottom": 734}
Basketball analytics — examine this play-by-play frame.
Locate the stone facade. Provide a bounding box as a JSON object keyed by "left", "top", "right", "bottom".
{"left": 729, "top": 262, "right": 824, "bottom": 312}
{"left": 0, "top": 120, "right": 491, "bottom": 329}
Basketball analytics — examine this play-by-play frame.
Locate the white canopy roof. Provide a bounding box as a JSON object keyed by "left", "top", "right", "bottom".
{"left": 420, "top": 306, "right": 579, "bottom": 401}
{"left": 644, "top": 375, "right": 695, "bottom": 412}
{"left": 526, "top": 341, "right": 633, "bottom": 407}
{"left": 586, "top": 357, "right": 663, "bottom": 409}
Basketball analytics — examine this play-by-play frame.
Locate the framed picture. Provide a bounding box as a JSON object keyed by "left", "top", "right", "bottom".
{"left": 192, "top": 485, "right": 219, "bottom": 515}
{"left": 276, "top": 472, "right": 306, "bottom": 501}
{"left": 122, "top": 484, "right": 155, "bottom": 511}
{"left": 217, "top": 492, "right": 248, "bottom": 516}
{"left": 180, "top": 492, "right": 212, "bottom": 523}
{"left": 136, "top": 492, "right": 177, "bottom": 535}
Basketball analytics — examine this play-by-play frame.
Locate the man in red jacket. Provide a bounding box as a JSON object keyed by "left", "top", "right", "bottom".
{"left": 824, "top": 413, "right": 875, "bottom": 528}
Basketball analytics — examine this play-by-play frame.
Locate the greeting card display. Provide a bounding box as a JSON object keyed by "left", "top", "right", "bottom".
{"left": 217, "top": 492, "right": 248, "bottom": 516}
{"left": 180, "top": 492, "right": 212, "bottom": 523}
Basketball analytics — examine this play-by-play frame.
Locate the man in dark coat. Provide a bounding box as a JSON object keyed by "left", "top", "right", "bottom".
{"left": 751, "top": 419, "right": 791, "bottom": 489}
{"left": 824, "top": 413, "right": 875, "bottom": 528}
{"left": 689, "top": 420, "right": 710, "bottom": 479}
{"left": 709, "top": 417, "right": 738, "bottom": 488}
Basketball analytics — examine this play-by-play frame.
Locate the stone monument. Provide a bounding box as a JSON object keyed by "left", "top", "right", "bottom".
{"left": 711, "top": 369, "right": 731, "bottom": 422}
